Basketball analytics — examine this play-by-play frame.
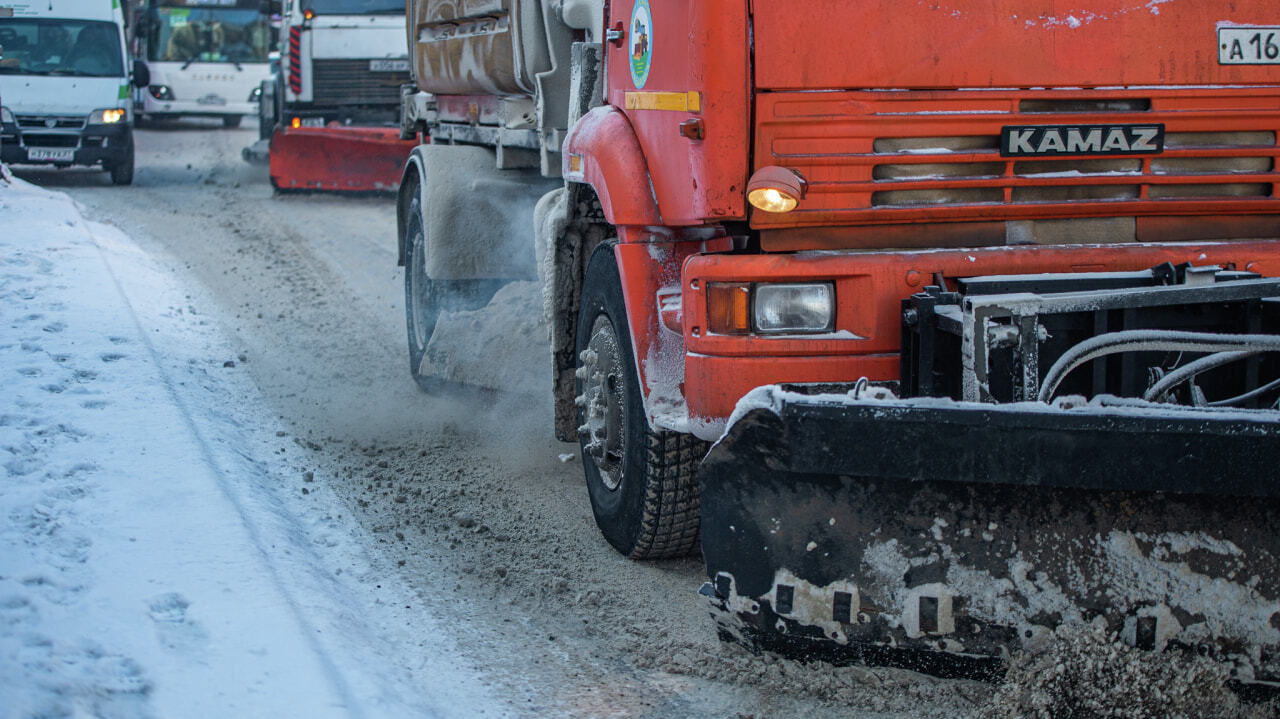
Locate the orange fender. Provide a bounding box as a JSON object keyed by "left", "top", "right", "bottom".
{"left": 562, "top": 106, "right": 662, "bottom": 227}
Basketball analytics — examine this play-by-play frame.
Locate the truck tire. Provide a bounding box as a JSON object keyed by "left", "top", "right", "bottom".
{"left": 575, "top": 243, "right": 705, "bottom": 559}
{"left": 403, "top": 195, "right": 503, "bottom": 391}
{"left": 258, "top": 79, "right": 277, "bottom": 141}
{"left": 109, "top": 134, "right": 135, "bottom": 186}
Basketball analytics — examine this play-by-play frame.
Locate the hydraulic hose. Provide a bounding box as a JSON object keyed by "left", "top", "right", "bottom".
{"left": 1208, "top": 375, "right": 1280, "bottom": 408}
{"left": 1142, "top": 351, "right": 1257, "bottom": 403}
{"left": 1036, "top": 330, "right": 1280, "bottom": 403}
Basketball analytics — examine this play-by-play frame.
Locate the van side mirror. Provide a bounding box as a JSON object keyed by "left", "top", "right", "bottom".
{"left": 132, "top": 59, "right": 150, "bottom": 88}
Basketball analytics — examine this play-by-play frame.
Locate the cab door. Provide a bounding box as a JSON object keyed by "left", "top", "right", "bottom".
{"left": 604, "top": 0, "right": 749, "bottom": 225}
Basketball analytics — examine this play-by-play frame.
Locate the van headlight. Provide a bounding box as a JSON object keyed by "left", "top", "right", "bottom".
{"left": 89, "top": 108, "right": 127, "bottom": 124}
{"left": 753, "top": 283, "right": 834, "bottom": 333}
{"left": 1, "top": 106, "right": 13, "bottom": 123}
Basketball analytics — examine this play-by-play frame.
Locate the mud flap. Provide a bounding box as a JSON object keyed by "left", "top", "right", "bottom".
{"left": 699, "top": 389, "right": 1280, "bottom": 681}
{"left": 268, "top": 126, "right": 417, "bottom": 192}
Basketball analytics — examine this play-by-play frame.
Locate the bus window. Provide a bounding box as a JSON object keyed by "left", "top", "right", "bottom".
{"left": 144, "top": 1, "right": 271, "bottom": 64}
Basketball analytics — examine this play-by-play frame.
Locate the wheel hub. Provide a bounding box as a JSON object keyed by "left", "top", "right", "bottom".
{"left": 577, "top": 315, "right": 626, "bottom": 490}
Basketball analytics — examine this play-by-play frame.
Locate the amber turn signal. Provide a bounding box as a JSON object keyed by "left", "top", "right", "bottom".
{"left": 707, "top": 282, "right": 751, "bottom": 335}
{"left": 746, "top": 166, "right": 808, "bottom": 213}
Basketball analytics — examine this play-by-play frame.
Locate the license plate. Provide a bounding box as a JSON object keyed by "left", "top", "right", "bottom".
{"left": 299, "top": 117, "right": 325, "bottom": 128}
{"left": 1219, "top": 27, "right": 1280, "bottom": 65}
{"left": 369, "top": 59, "right": 409, "bottom": 72}
{"left": 27, "top": 147, "right": 74, "bottom": 162}
{"left": 197, "top": 93, "right": 228, "bottom": 106}
{"left": 1000, "top": 124, "right": 1165, "bottom": 157}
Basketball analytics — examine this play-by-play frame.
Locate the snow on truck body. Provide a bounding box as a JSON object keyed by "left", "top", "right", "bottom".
{"left": 395, "top": 0, "right": 1280, "bottom": 684}
{"left": 0, "top": 0, "right": 145, "bottom": 184}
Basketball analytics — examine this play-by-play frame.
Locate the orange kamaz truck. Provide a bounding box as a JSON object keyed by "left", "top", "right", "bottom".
{"left": 397, "top": 0, "right": 1280, "bottom": 683}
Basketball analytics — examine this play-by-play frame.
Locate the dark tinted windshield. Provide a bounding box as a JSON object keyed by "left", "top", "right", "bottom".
{"left": 146, "top": 7, "right": 271, "bottom": 63}
{"left": 0, "top": 19, "right": 124, "bottom": 77}
{"left": 301, "top": 0, "right": 405, "bottom": 15}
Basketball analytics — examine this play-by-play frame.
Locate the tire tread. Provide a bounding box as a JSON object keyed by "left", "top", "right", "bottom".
{"left": 629, "top": 429, "right": 709, "bottom": 559}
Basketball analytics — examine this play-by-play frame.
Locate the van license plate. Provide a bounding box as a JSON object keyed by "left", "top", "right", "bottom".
{"left": 28, "top": 148, "right": 74, "bottom": 162}
{"left": 1219, "top": 27, "right": 1280, "bottom": 64}
{"left": 369, "top": 59, "right": 409, "bottom": 72}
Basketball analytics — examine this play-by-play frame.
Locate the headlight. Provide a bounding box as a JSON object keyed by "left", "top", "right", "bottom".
{"left": 149, "top": 84, "right": 174, "bottom": 100}
{"left": 249, "top": 86, "right": 262, "bottom": 102}
{"left": 753, "top": 283, "right": 834, "bottom": 334}
{"left": 746, "top": 165, "right": 808, "bottom": 213}
{"left": 0, "top": 106, "right": 13, "bottom": 123}
{"left": 89, "top": 108, "right": 127, "bottom": 124}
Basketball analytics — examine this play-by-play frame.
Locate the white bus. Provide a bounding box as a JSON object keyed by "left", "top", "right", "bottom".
{"left": 132, "top": 0, "right": 272, "bottom": 126}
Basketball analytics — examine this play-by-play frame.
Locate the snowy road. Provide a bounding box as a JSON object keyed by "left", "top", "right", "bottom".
{"left": 0, "top": 171, "right": 494, "bottom": 717}
{"left": 13, "top": 118, "right": 1209, "bottom": 717}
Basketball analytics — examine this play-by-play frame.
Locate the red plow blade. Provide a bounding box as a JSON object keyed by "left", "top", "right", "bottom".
{"left": 268, "top": 126, "right": 416, "bottom": 192}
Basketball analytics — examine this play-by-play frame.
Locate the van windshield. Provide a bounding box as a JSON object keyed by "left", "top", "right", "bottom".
{"left": 145, "top": 7, "right": 271, "bottom": 63}
{"left": 301, "top": 0, "right": 405, "bottom": 15}
{"left": 0, "top": 19, "right": 124, "bottom": 77}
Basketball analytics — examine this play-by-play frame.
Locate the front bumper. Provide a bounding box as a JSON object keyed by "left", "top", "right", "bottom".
{"left": 2, "top": 120, "right": 131, "bottom": 168}
{"left": 140, "top": 95, "right": 255, "bottom": 117}
{"left": 680, "top": 241, "right": 1280, "bottom": 425}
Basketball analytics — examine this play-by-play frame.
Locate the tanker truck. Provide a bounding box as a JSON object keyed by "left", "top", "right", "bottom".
{"left": 396, "top": 0, "right": 1280, "bottom": 684}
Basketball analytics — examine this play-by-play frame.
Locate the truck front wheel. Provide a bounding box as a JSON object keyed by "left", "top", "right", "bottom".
{"left": 575, "top": 243, "right": 704, "bottom": 559}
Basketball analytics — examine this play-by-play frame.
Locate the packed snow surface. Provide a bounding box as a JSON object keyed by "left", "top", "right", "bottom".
{"left": 0, "top": 173, "right": 496, "bottom": 718}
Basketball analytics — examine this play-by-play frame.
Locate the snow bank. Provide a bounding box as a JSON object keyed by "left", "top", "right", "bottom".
{"left": 0, "top": 173, "right": 498, "bottom": 717}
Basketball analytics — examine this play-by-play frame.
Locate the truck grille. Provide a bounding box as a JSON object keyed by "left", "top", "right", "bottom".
{"left": 16, "top": 115, "right": 86, "bottom": 130}
{"left": 755, "top": 89, "right": 1280, "bottom": 228}
{"left": 311, "top": 59, "right": 409, "bottom": 106}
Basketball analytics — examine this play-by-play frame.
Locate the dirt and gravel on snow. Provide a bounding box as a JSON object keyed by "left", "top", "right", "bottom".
{"left": 12, "top": 118, "right": 1274, "bottom": 718}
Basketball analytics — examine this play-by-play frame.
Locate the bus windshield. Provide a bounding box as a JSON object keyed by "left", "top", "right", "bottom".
{"left": 301, "top": 0, "right": 405, "bottom": 15}
{"left": 146, "top": 5, "right": 271, "bottom": 63}
{"left": 0, "top": 19, "right": 124, "bottom": 77}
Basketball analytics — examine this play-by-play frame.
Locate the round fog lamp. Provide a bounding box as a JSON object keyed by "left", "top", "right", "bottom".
{"left": 746, "top": 165, "right": 808, "bottom": 213}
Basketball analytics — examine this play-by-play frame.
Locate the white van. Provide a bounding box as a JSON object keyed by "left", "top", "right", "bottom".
{"left": 0, "top": 0, "right": 148, "bottom": 184}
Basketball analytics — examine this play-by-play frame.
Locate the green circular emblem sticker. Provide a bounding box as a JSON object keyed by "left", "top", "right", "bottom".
{"left": 629, "top": 0, "right": 652, "bottom": 89}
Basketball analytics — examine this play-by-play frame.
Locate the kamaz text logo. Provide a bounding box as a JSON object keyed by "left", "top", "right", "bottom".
{"left": 1000, "top": 124, "right": 1165, "bottom": 157}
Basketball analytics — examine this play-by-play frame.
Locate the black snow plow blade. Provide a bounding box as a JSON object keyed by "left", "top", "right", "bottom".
{"left": 699, "top": 387, "right": 1280, "bottom": 682}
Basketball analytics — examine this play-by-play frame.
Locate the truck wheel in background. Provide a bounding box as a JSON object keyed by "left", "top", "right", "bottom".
{"left": 403, "top": 196, "right": 503, "bottom": 391}
{"left": 575, "top": 243, "right": 705, "bottom": 559}
{"left": 223, "top": 115, "right": 243, "bottom": 129}
{"left": 258, "top": 80, "right": 277, "bottom": 141}
{"left": 109, "top": 134, "right": 135, "bottom": 186}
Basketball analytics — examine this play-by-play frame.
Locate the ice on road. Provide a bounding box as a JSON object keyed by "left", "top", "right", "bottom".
{"left": 0, "top": 172, "right": 497, "bottom": 718}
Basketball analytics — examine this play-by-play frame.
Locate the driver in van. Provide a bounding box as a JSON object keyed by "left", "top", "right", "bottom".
{"left": 61, "top": 24, "right": 118, "bottom": 74}
{"left": 31, "top": 24, "right": 71, "bottom": 65}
